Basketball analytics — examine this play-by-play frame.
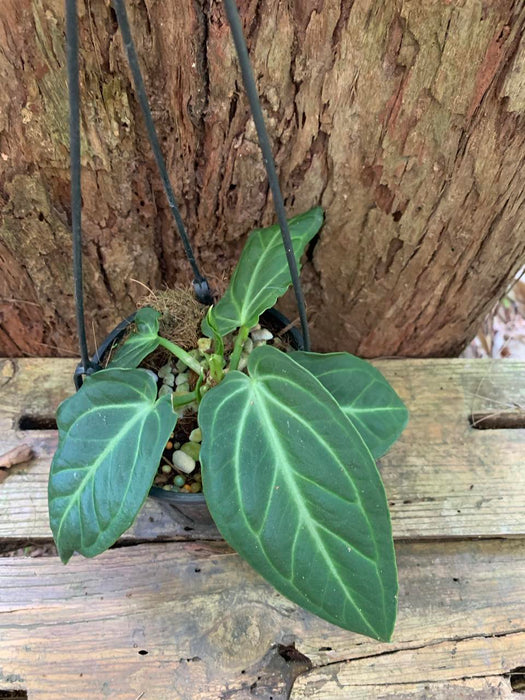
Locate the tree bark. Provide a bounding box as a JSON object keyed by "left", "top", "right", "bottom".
{"left": 1, "top": 0, "right": 524, "bottom": 358}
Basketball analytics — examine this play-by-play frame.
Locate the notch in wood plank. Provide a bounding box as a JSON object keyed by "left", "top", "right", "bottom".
{"left": 18, "top": 415, "right": 57, "bottom": 430}
{"left": 469, "top": 411, "right": 525, "bottom": 429}
{"left": 509, "top": 666, "right": 525, "bottom": 693}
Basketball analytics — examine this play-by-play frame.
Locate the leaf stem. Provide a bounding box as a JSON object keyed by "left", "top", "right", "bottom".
{"left": 171, "top": 390, "right": 198, "bottom": 409}
{"left": 158, "top": 337, "right": 203, "bottom": 375}
{"left": 208, "top": 354, "right": 225, "bottom": 383}
{"left": 229, "top": 326, "right": 249, "bottom": 371}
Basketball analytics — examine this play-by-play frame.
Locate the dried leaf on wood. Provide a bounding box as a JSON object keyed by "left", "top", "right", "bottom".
{"left": 0, "top": 444, "right": 34, "bottom": 484}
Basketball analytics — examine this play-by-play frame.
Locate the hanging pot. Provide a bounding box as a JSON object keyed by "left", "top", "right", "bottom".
{"left": 73, "top": 306, "right": 303, "bottom": 533}
{"left": 66, "top": 0, "right": 309, "bottom": 536}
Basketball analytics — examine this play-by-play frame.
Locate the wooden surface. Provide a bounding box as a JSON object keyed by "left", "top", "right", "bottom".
{"left": 1, "top": 358, "right": 524, "bottom": 540}
{"left": 1, "top": 540, "right": 524, "bottom": 699}
{"left": 1, "top": 358, "right": 524, "bottom": 698}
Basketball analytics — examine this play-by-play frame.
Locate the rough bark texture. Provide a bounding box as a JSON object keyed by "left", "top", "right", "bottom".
{"left": 1, "top": 0, "right": 524, "bottom": 358}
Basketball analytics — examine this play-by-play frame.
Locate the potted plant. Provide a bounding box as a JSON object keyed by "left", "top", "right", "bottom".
{"left": 48, "top": 205, "right": 408, "bottom": 642}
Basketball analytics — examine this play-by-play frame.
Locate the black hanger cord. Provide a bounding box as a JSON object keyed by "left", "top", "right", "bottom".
{"left": 66, "top": 0, "right": 91, "bottom": 373}
{"left": 111, "top": 0, "right": 212, "bottom": 303}
{"left": 222, "top": 0, "right": 311, "bottom": 351}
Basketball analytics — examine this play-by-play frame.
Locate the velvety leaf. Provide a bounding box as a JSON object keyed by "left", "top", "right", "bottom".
{"left": 290, "top": 352, "right": 408, "bottom": 459}
{"left": 49, "top": 368, "right": 176, "bottom": 563}
{"left": 198, "top": 345, "right": 397, "bottom": 640}
{"left": 202, "top": 207, "right": 323, "bottom": 337}
{"left": 109, "top": 307, "right": 161, "bottom": 368}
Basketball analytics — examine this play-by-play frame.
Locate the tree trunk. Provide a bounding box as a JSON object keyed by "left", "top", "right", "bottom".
{"left": 1, "top": 0, "right": 524, "bottom": 358}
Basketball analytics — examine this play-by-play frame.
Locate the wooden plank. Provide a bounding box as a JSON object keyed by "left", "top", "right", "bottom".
{"left": 2, "top": 358, "right": 524, "bottom": 429}
{"left": 1, "top": 358, "right": 524, "bottom": 540}
{"left": 0, "top": 539, "right": 523, "bottom": 699}
{"left": 0, "top": 358, "right": 76, "bottom": 432}
{"left": 292, "top": 673, "right": 517, "bottom": 699}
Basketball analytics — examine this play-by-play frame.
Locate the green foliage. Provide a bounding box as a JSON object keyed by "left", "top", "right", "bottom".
{"left": 198, "top": 346, "right": 397, "bottom": 640}
{"left": 202, "top": 207, "right": 323, "bottom": 337}
{"left": 49, "top": 205, "right": 409, "bottom": 640}
{"left": 49, "top": 368, "right": 176, "bottom": 563}
{"left": 109, "top": 307, "right": 161, "bottom": 369}
{"left": 290, "top": 352, "right": 408, "bottom": 459}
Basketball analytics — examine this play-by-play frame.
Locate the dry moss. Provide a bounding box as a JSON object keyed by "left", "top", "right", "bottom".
{"left": 138, "top": 287, "right": 207, "bottom": 350}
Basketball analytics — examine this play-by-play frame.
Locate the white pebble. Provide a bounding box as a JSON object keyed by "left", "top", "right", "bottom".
{"left": 237, "top": 354, "right": 248, "bottom": 371}
{"left": 175, "top": 358, "right": 187, "bottom": 372}
{"left": 251, "top": 328, "right": 273, "bottom": 342}
{"left": 175, "top": 372, "right": 189, "bottom": 386}
{"left": 158, "top": 385, "right": 173, "bottom": 397}
{"left": 163, "top": 373, "right": 175, "bottom": 387}
{"left": 197, "top": 337, "right": 212, "bottom": 353}
{"left": 158, "top": 363, "right": 172, "bottom": 379}
{"left": 243, "top": 337, "right": 254, "bottom": 354}
{"left": 172, "top": 450, "right": 196, "bottom": 474}
{"left": 175, "top": 382, "right": 190, "bottom": 394}
{"left": 189, "top": 428, "right": 202, "bottom": 443}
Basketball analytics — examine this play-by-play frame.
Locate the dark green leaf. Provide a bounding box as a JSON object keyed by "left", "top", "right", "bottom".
{"left": 202, "top": 207, "right": 323, "bottom": 337}
{"left": 49, "top": 368, "right": 176, "bottom": 563}
{"left": 290, "top": 352, "right": 408, "bottom": 459}
{"left": 109, "top": 307, "right": 161, "bottom": 369}
{"left": 198, "top": 345, "right": 397, "bottom": 640}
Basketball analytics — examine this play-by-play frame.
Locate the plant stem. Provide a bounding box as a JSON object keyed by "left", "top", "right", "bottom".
{"left": 158, "top": 337, "right": 203, "bottom": 375}
{"left": 229, "top": 326, "right": 249, "bottom": 371}
{"left": 208, "top": 354, "right": 225, "bottom": 383}
{"left": 171, "top": 390, "right": 198, "bottom": 409}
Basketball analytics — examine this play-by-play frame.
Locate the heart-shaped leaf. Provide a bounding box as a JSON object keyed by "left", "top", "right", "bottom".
{"left": 109, "top": 307, "right": 161, "bottom": 368}
{"left": 49, "top": 368, "right": 176, "bottom": 563}
{"left": 202, "top": 207, "right": 323, "bottom": 337}
{"left": 290, "top": 352, "right": 408, "bottom": 459}
{"left": 198, "top": 345, "right": 397, "bottom": 640}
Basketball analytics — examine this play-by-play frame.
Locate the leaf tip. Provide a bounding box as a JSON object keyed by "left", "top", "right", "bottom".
{"left": 57, "top": 544, "right": 73, "bottom": 565}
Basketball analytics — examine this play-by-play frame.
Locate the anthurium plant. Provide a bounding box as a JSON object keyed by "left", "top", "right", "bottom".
{"left": 48, "top": 206, "right": 408, "bottom": 641}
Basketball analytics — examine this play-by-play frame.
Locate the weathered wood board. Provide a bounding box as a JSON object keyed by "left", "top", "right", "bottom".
{"left": 0, "top": 540, "right": 523, "bottom": 699}
{"left": 1, "top": 357, "right": 524, "bottom": 698}
{"left": 1, "top": 358, "right": 524, "bottom": 541}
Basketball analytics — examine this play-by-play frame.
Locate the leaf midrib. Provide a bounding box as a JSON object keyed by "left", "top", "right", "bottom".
{"left": 221, "top": 229, "right": 307, "bottom": 330}
{"left": 89, "top": 408, "right": 152, "bottom": 553}
{"left": 221, "top": 234, "right": 285, "bottom": 329}
{"left": 236, "top": 234, "right": 289, "bottom": 319}
{"left": 259, "top": 385, "right": 377, "bottom": 548}
{"left": 53, "top": 401, "right": 154, "bottom": 550}
{"left": 250, "top": 378, "right": 381, "bottom": 639}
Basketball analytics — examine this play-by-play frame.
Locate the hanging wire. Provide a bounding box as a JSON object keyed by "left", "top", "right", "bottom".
{"left": 66, "top": 0, "right": 91, "bottom": 374}
{"left": 68, "top": 0, "right": 309, "bottom": 376}
{"left": 222, "top": 0, "right": 311, "bottom": 351}
{"left": 111, "top": 0, "right": 212, "bottom": 305}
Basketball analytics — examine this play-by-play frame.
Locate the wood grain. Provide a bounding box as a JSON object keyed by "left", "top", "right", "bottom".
{"left": 292, "top": 667, "right": 520, "bottom": 699}
{"left": 0, "top": 539, "right": 523, "bottom": 699}
{"left": 1, "top": 358, "right": 524, "bottom": 697}
{"left": 1, "top": 358, "right": 524, "bottom": 541}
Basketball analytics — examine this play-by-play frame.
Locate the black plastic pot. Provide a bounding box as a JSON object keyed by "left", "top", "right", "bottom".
{"left": 74, "top": 313, "right": 137, "bottom": 390}
{"left": 73, "top": 306, "right": 303, "bottom": 532}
